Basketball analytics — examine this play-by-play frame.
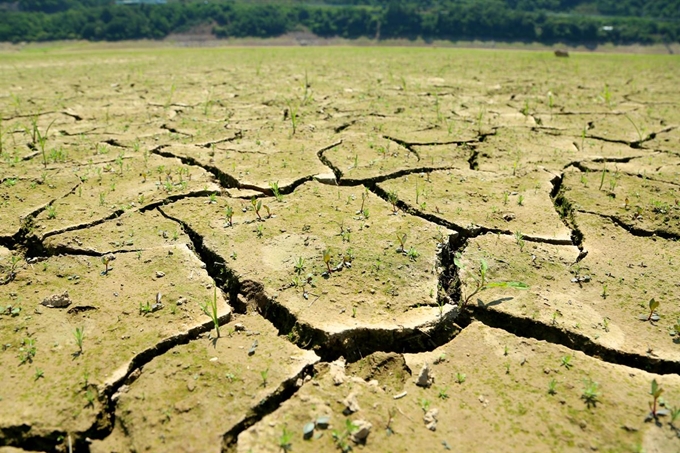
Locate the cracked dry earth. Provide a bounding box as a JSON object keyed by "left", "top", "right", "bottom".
{"left": 0, "top": 47, "right": 679, "bottom": 453}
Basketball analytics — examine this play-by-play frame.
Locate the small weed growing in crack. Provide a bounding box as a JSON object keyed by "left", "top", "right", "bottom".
{"left": 208, "top": 192, "right": 217, "bottom": 204}
{"left": 332, "top": 419, "right": 358, "bottom": 453}
{"left": 645, "top": 379, "right": 669, "bottom": 422}
{"left": 454, "top": 253, "right": 528, "bottom": 308}
{"left": 560, "top": 355, "right": 573, "bottom": 370}
{"left": 639, "top": 298, "right": 660, "bottom": 322}
{"left": 260, "top": 368, "right": 269, "bottom": 387}
{"left": 270, "top": 181, "right": 283, "bottom": 201}
{"left": 46, "top": 204, "right": 56, "bottom": 219}
{"left": 601, "top": 284, "right": 608, "bottom": 299}
{"left": 18, "top": 338, "right": 36, "bottom": 365}
{"left": 456, "top": 372, "right": 466, "bottom": 384}
{"left": 34, "top": 368, "right": 44, "bottom": 381}
{"left": 548, "top": 379, "right": 557, "bottom": 395}
{"left": 581, "top": 378, "right": 600, "bottom": 408}
{"left": 514, "top": 231, "right": 525, "bottom": 252}
{"left": 73, "top": 326, "right": 84, "bottom": 355}
{"left": 200, "top": 287, "right": 221, "bottom": 338}
{"left": 224, "top": 206, "right": 233, "bottom": 226}
{"left": 278, "top": 427, "right": 293, "bottom": 452}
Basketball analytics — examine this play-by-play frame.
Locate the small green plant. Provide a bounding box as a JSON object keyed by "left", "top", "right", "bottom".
{"left": 560, "top": 355, "right": 573, "bottom": 370}
{"left": 514, "top": 231, "right": 525, "bottom": 252}
{"left": 419, "top": 398, "right": 431, "bottom": 412}
{"left": 251, "top": 197, "right": 263, "bottom": 220}
{"left": 200, "top": 287, "right": 221, "bottom": 338}
{"left": 548, "top": 378, "right": 557, "bottom": 395}
{"left": 270, "top": 181, "right": 283, "bottom": 201}
{"left": 455, "top": 253, "right": 528, "bottom": 308}
{"left": 396, "top": 232, "right": 407, "bottom": 252}
{"left": 438, "top": 387, "right": 449, "bottom": 400}
{"left": 517, "top": 194, "right": 524, "bottom": 206}
{"left": 387, "top": 190, "right": 399, "bottom": 213}
{"left": 601, "top": 284, "right": 608, "bottom": 299}
{"left": 46, "top": 204, "right": 56, "bottom": 219}
{"left": 287, "top": 100, "right": 298, "bottom": 136}
{"left": 260, "top": 368, "right": 269, "bottom": 387}
{"left": 32, "top": 117, "right": 56, "bottom": 169}
{"left": 294, "top": 257, "right": 305, "bottom": 275}
{"left": 639, "top": 298, "right": 660, "bottom": 322}
{"left": 278, "top": 427, "right": 293, "bottom": 452}
{"left": 18, "top": 338, "right": 36, "bottom": 365}
{"left": 406, "top": 247, "right": 420, "bottom": 262}
{"left": 34, "top": 368, "right": 44, "bottom": 381}
{"left": 581, "top": 378, "right": 600, "bottom": 408}
{"left": 139, "top": 301, "right": 152, "bottom": 315}
{"left": 208, "top": 192, "right": 217, "bottom": 204}
{"left": 599, "top": 165, "right": 606, "bottom": 191}
{"left": 224, "top": 206, "right": 234, "bottom": 226}
{"left": 332, "top": 419, "right": 358, "bottom": 453}
{"left": 101, "top": 255, "right": 113, "bottom": 275}
{"left": 646, "top": 379, "right": 669, "bottom": 421}
{"left": 456, "top": 372, "right": 466, "bottom": 384}
{"left": 85, "top": 389, "right": 96, "bottom": 408}
{"left": 323, "top": 248, "right": 333, "bottom": 274}
{"left": 256, "top": 223, "right": 264, "bottom": 238}
{"left": 73, "top": 326, "right": 84, "bottom": 354}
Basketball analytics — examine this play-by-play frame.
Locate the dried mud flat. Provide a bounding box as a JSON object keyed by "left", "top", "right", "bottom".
{"left": 0, "top": 47, "right": 679, "bottom": 453}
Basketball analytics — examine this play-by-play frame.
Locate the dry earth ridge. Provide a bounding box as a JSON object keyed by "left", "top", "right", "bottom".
{"left": 0, "top": 47, "right": 679, "bottom": 453}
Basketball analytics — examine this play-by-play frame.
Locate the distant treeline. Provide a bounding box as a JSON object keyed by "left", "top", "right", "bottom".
{"left": 0, "top": 0, "right": 678, "bottom": 44}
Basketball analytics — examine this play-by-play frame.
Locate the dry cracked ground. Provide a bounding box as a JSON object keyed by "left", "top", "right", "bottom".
{"left": 0, "top": 46, "right": 679, "bottom": 453}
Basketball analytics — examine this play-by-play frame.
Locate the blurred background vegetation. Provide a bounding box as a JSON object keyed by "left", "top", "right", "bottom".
{"left": 0, "top": 0, "right": 678, "bottom": 44}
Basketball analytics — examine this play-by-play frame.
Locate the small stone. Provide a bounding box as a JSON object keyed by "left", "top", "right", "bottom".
{"left": 41, "top": 291, "right": 72, "bottom": 308}
{"left": 168, "top": 249, "right": 173, "bottom": 255}
{"left": 303, "top": 422, "right": 315, "bottom": 440}
{"left": 415, "top": 363, "right": 433, "bottom": 388}
{"left": 423, "top": 408, "right": 439, "bottom": 431}
{"left": 176, "top": 297, "right": 186, "bottom": 306}
{"left": 330, "top": 357, "right": 347, "bottom": 386}
{"left": 156, "top": 271, "right": 165, "bottom": 278}
{"left": 234, "top": 323, "right": 246, "bottom": 332}
{"left": 503, "top": 213, "right": 516, "bottom": 221}
{"left": 342, "top": 391, "right": 361, "bottom": 414}
{"left": 187, "top": 379, "right": 196, "bottom": 392}
{"left": 393, "top": 391, "right": 407, "bottom": 400}
{"left": 174, "top": 399, "right": 195, "bottom": 413}
{"left": 350, "top": 420, "right": 372, "bottom": 443}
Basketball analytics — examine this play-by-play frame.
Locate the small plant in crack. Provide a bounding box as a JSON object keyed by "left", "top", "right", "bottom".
{"left": 645, "top": 379, "right": 669, "bottom": 422}
{"left": 224, "top": 205, "right": 234, "bottom": 226}
{"left": 208, "top": 192, "right": 217, "bottom": 204}
{"left": 200, "top": 287, "right": 221, "bottom": 338}
{"left": 46, "top": 204, "right": 56, "bottom": 219}
{"left": 639, "top": 298, "right": 660, "bottom": 322}
{"left": 269, "top": 181, "right": 283, "bottom": 202}
{"left": 387, "top": 190, "right": 399, "bottom": 214}
{"left": 73, "top": 326, "right": 84, "bottom": 355}
{"left": 260, "top": 367, "right": 269, "bottom": 387}
{"left": 454, "top": 252, "right": 528, "bottom": 308}
{"left": 581, "top": 378, "right": 600, "bottom": 408}
{"left": 514, "top": 231, "right": 525, "bottom": 252}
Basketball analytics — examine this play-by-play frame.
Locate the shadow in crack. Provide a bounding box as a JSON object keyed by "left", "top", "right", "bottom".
{"left": 477, "top": 296, "right": 513, "bottom": 308}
